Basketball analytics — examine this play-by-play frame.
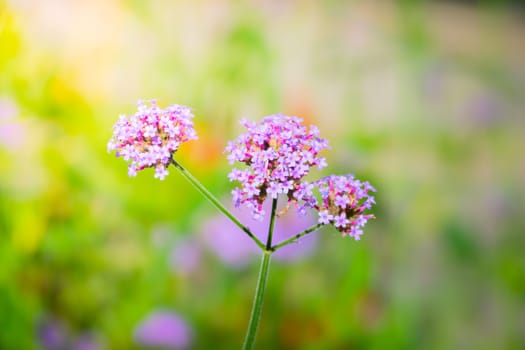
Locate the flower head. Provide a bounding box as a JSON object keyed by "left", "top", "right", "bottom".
{"left": 108, "top": 100, "right": 197, "bottom": 180}
{"left": 312, "top": 175, "right": 376, "bottom": 240}
{"left": 225, "top": 114, "right": 329, "bottom": 220}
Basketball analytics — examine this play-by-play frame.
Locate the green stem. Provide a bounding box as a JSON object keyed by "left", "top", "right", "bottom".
{"left": 266, "top": 198, "right": 278, "bottom": 250}
{"left": 169, "top": 158, "right": 265, "bottom": 250}
{"left": 271, "top": 223, "right": 324, "bottom": 252}
{"left": 242, "top": 251, "right": 271, "bottom": 350}
{"left": 242, "top": 198, "right": 277, "bottom": 350}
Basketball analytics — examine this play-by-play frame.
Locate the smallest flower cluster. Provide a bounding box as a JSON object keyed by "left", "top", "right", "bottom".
{"left": 107, "top": 100, "right": 197, "bottom": 180}
{"left": 314, "top": 175, "right": 376, "bottom": 240}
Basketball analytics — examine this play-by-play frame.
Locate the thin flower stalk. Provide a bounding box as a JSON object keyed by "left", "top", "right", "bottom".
{"left": 170, "top": 158, "right": 265, "bottom": 250}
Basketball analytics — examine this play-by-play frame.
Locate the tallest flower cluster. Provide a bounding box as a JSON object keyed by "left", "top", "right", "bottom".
{"left": 225, "top": 115, "right": 330, "bottom": 220}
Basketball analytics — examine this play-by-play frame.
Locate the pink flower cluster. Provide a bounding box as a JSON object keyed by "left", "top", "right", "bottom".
{"left": 313, "top": 175, "right": 375, "bottom": 240}
{"left": 107, "top": 100, "right": 197, "bottom": 180}
{"left": 225, "top": 114, "right": 330, "bottom": 220}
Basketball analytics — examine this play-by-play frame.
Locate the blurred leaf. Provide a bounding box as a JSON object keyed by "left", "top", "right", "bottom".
{"left": 441, "top": 220, "right": 478, "bottom": 262}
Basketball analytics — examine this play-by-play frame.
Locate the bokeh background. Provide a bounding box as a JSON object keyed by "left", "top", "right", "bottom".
{"left": 1, "top": 0, "right": 524, "bottom": 349}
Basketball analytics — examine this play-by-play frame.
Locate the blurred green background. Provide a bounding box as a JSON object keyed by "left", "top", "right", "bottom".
{"left": 1, "top": 0, "right": 524, "bottom": 349}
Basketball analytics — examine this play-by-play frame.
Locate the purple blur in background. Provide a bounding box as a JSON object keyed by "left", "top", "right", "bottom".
{"left": 72, "top": 334, "right": 102, "bottom": 350}
{"left": 200, "top": 196, "right": 318, "bottom": 267}
{"left": 134, "top": 310, "right": 192, "bottom": 349}
{"left": 37, "top": 318, "right": 68, "bottom": 350}
{"left": 37, "top": 317, "right": 102, "bottom": 350}
{"left": 0, "top": 98, "right": 25, "bottom": 150}
{"left": 169, "top": 238, "right": 202, "bottom": 275}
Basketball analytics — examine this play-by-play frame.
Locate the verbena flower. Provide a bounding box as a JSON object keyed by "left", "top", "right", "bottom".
{"left": 225, "top": 114, "right": 329, "bottom": 220}
{"left": 108, "top": 100, "right": 197, "bottom": 180}
{"left": 312, "top": 174, "right": 376, "bottom": 240}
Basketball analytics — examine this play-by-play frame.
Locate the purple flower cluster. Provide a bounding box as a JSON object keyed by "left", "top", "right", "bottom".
{"left": 225, "top": 114, "right": 329, "bottom": 220}
{"left": 107, "top": 100, "right": 197, "bottom": 180}
{"left": 313, "top": 175, "right": 375, "bottom": 240}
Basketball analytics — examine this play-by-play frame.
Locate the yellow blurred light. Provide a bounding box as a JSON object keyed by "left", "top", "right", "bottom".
{"left": 11, "top": 206, "right": 46, "bottom": 254}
